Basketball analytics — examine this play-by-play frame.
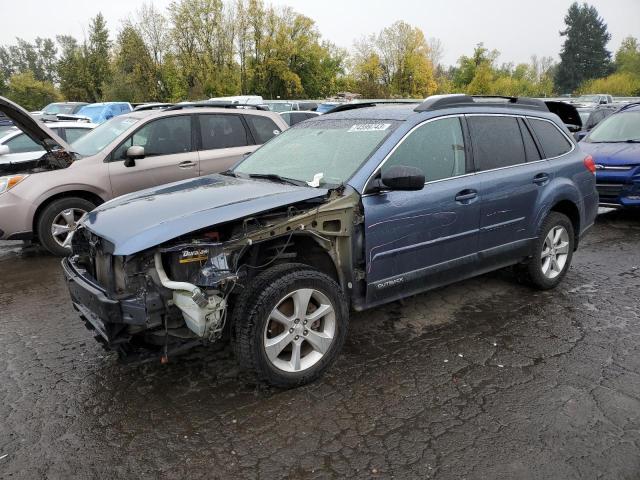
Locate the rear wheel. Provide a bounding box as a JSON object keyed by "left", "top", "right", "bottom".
{"left": 232, "top": 263, "right": 348, "bottom": 388}
{"left": 519, "top": 212, "right": 575, "bottom": 290}
{"left": 37, "top": 197, "right": 95, "bottom": 256}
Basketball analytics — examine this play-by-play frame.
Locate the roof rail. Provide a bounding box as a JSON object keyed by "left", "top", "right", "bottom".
{"left": 326, "top": 100, "right": 421, "bottom": 114}
{"left": 164, "top": 101, "right": 269, "bottom": 112}
{"left": 414, "top": 95, "right": 548, "bottom": 112}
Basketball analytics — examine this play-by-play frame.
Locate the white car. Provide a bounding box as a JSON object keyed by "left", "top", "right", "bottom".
{"left": 0, "top": 122, "right": 96, "bottom": 163}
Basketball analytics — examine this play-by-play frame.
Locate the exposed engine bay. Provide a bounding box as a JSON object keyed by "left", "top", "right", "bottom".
{"left": 66, "top": 188, "right": 362, "bottom": 364}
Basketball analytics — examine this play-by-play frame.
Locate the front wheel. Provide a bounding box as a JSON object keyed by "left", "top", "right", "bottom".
{"left": 36, "top": 197, "right": 96, "bottom": 256}
{"left": 232, "top": 263, "right": 348, "bottom": 388}
{"left": 519, "top": 212, "right": 575, "bottom": 290}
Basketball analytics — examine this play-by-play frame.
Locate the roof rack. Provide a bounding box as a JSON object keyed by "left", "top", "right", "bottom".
{"left": 164, "top": 101, "right": 269, "bottom": 112}
{"left": 414, "top": 95, "right": 547, "bottom": 112}
{"left": 326, "top": 100, "right": 421, "bottom": 114}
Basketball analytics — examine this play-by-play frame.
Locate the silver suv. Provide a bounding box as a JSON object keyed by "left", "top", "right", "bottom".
{"left": 0, "top": 98, "right": 288, "bottom": 255}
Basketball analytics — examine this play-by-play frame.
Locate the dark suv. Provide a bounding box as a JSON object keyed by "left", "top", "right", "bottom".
{"left": 61, "top": 95, "right": 598, "bottom": 387}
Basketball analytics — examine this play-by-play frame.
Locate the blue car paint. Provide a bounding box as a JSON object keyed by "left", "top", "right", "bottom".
{"left": 580, "top": 141, "right": 640, "bottom": 207}
{"left": 83, "top": 175, "right": 328, "bottom": 255}
{"left": 76, "top": 102, "right": 132, "bottom": 124}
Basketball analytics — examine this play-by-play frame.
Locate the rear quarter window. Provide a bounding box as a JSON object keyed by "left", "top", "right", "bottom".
{"left": 245, "top": 115, "right": 282, "bottom": 144}
{"left": 529, "top": 118, "right": 572, "bottom": 158}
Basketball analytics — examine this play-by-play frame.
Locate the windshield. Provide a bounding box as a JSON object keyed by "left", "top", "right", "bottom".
{"left": 234, "top": 119, "right": 398, "bottom": 186}
{"left": 71, "top": 116, "right": 140, "bottom": 156}
{"left": 43, "top": 103, "right": 76, "bottom": 115}
{"left": 586, "top": 111, "right": 640, "bottom": 143}
{"left": 266, "top": 102, "right": 294, "bottom": 112}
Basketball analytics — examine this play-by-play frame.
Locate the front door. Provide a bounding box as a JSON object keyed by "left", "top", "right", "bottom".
{"left": 108, "top": 115, "right": 197, "bottom": 197}
{"left": 362, "top": 116, "right": 481, "bottom": 305}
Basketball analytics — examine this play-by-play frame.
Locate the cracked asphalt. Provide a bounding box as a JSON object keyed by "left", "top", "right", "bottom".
{"left": 1, "top": 209, "right": 639, "bottom": 479}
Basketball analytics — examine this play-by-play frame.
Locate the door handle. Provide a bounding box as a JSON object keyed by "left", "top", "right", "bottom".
{"left": 533, "top": 173, "right": 550, "bottom": 185}
{"left": 455, "top": 189, "right": 478, "bottom": 203}
{"left": 178, "top": 161, "right": 197, "bottom": 169}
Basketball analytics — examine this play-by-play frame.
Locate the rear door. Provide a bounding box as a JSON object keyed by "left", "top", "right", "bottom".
{"left": 196, "top": 114, "right": 255, "bottom": 175}
{"left": 468, "top": 115, "right": 548, "bottom": 262}
{"left": 362, "top": 116, "right": 481, "bottom": 305}
{"left": 108, "top": 114, "right": 197, "bottom": 197}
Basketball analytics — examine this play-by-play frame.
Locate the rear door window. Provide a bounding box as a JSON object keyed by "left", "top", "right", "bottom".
{"left": 467, "top": 116, "right": 526, "bottom": 171}
{"left": 382, "top": 117, "right": 467, "bottom": 182}
{"left": 199, "top": 114, "right": 249, "bottom": 150}
{"left": 245, "top": 115, "right": 282, "bottom": 144}
{"left": 529, "top": 118, "right": 572, "bottom": 158}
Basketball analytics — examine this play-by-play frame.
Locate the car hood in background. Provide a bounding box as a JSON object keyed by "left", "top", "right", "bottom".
{"left": 580, "top": 142, "right": 640, "bottom": 166}
{"left": 81, "top": 174, "right": 329, "bottom": 255}
{"left": 0, "top": 96, "right": 70, "bottom": 152}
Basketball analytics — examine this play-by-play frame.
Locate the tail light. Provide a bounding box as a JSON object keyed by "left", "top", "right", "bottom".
{"left": 583, "top": 155, "right": 596, "bottom": 174}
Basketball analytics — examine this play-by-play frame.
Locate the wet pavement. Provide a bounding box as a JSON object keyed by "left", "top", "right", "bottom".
{"left": 1, "top": 209, "right": 639, "bottom": 479}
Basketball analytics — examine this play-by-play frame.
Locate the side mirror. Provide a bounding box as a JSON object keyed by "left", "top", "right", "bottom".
{"left": 125, "top": 145, "right": 145, "bottom": 167}
{"left": 0, "top": 145, "right": 9, "bottom": 156}
{"left": 381, "top": 165, "right": 425, "bottom": 191}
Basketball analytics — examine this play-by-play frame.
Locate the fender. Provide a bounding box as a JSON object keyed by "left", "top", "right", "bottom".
{"left": 531, "top": 176, "right": 582, "bottom": 239}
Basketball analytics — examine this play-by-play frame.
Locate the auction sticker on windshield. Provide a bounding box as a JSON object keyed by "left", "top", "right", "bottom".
{"left": 348, "top": 123, "right": 391, "bottom": 132}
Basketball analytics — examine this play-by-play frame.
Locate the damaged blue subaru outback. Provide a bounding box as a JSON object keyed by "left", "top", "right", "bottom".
{"left": 37, "top": 95, "right": 597, "bottom": 387}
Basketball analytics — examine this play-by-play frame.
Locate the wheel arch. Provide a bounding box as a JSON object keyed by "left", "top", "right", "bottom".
{"left": 235, "top": 232, "right": 341, "bottom": 285}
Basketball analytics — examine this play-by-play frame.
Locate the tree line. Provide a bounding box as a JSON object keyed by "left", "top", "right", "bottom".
{"left": 0, "top": 1, "right": 638, "bottom": 111}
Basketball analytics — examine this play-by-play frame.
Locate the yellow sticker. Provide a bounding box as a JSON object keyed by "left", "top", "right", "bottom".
{"left": 178, "top": 249, "right": 208, "bottom": 263}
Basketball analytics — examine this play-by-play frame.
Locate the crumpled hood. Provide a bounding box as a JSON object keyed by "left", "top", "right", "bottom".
{"left": 81, "top": 174, "right": 329, "bottom": 255}
{"left": 580, "top": 142, "right": 640, "bottom": 166}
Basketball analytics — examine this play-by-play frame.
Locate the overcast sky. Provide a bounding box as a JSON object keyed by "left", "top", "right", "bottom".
{"left": 2, "top": 0, "right": 639, "bottom": 66}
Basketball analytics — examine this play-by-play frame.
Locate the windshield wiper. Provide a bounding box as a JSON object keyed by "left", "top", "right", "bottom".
{"left": 245, "top": 173, "right": 308, "bottom": 187}
{"left": 219, "top": 170, "right": 237, "bottom": 177}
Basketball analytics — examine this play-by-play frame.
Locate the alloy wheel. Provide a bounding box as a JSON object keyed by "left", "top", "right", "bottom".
{"left": 263, "top": 288, "right": 336, "bottom": 373}
{"left": 541, "top": 225, "right": 570, "bottom": 279}
{"left": 51, "top": 208, "right": 86, "bottom": 247}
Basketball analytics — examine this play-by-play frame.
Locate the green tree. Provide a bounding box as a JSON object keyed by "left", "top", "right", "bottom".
{"left": 615, "top": 36, "right": 640, "bottom": 76}
{"left": 5, "top": 71, "right": 61, "bottom": 110}
{"left": 555, "top": 2, "right": 612, "bottom": 93}
{"left": 104, "top": 24, "right": 159, "bottom": 102}
{"left": 56, "top": 35, "right": 92, "bottom": 101}
{"left": 86, "top": 13, "right": 112, "bottom": 101}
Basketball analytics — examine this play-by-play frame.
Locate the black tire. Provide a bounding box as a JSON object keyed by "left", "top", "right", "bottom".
{"left": 232, "top": 263, "right": 348, "bottom": 388}
{"left": 36, "top": 197, "right": 96, "bottom": 256}
{"left": 518, "top": 212, "right": 575, "bottom": 290}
